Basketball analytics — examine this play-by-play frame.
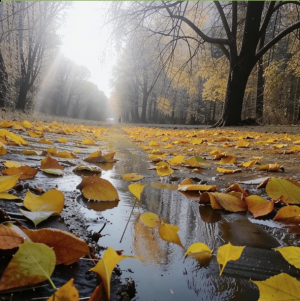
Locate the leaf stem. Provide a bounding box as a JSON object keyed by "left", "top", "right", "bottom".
{"left": 48, "top": 277, "right": 57, "bottom": 291}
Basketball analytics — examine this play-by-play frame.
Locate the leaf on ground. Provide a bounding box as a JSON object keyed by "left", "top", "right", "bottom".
{"left": 57, "top": 137, "right": 68, "bottom": 143}
{"left": 28, "top": 130, "right": 44, "bottom": 138}
{"left": 83, "top": 151, "right": 103, "bottom": 163}
{"left": 0, "top": 121, "right": 13, "bottom": 128}
{"left": 47, "top": 278, "right": 79, "bottom": 301}
{"left": 209, "top": 192, "right": 247, "bottom": 212}
{"left": 245, "top": 195, "right": 275, "bottom": 218}
{"left": 257, "top": 163, "right": 284, "bottom": 172}
{"left": 139, "top": 212, "right": 160, "bottom": 228}
{"left": 184, "top": 242, "right": 213, "bottom": 264}
{"left": 23, "top": 120, "right": 33, "bottom": 129}
{"left": 81, "top": 138, "right": 95, "bottom": 145}
{"left": 210, "top": 150, "right": 226, "bottom": 160}
{"left": 19, "top": 209, "right": 56, "bottom": 227}
{"left": 1, "top": 165, "right": 38, "bottom": 180}
{"left": 56, "top": 151, "right": 77, "bottom": 159}
{"left": 46, "top": 148, "right": 58, "bottom": 156}
{"left": 189, "top": 138, "right": 204, "bottom": 145}
{"left": 102, "top": 152, "right": 117, "bottom": 163}
{"left": 252, "top": 273, "right": 300, "bottom": 301}
{"left": 128, "top": 183, "right": 146, "bottom": 200}
{"left": 217, "top": 167, "right": 242, "bottom": 174}
{"left": 41, "top": 156, "right": 64, "bottom": 170}
{"left": 22, "top": 150, "right": 41, "bottom": 156}
{"left": 274, "top": 246, "right": 300, "bottom": 270}
{"left": 0, "top": 174, "right": 20, "bottom": 192}
{"left": 225, "top": 183, "right": 249, "bottom": 197}
{"left": 3, "top": 161, "right": 24, "bottom": 168}
{"left": 237, "top": 160, "right": 257, "bottom": 168}
{"left": 0, "top": 224, "right": 23, "bottom": 250}
{"left": 149, "top": 141, "right": 159, "bottom": 146}
{"left": 42, "top": 168, "right": 64, "bottom": 176}
{"left": 158, "top": 219, "right": 184, "bottom": 248}
{"left": 167, "top": 155, "right": 186, "bottom": 166}
{"left": 38, "top": 138, "right": 53, "bottom": 145}
{"left": 200, "top": 192, "right": 223, "bottom": 209}
{"left": 22, "top": 227, "right": 89, "bottom": 265}
{"left": 156, "top": 161, "right": 174, "bottom": 177}
{"left": 89, "top": 283, "right": 107, "bottom": 301}
{"left": 0, "top": 142, "right": 7, "bottom": 155}
{"left": 89, "top": 247, "right": 138, "bottom": 299}
{"left": 0, "top": 241, "right": 56, "bottom": 291}
{"left": 0, "top": 192, "right": 19, "bottom": 200}
{"left": 217, "top": 243, "right": 245, "bottom": 276}
{"left": 217, "top": 156, "right": 236, "bottom": 164}
{"left": 178, "top": 184, "right": 216, "bottom": 192}
{"left": 73, "top": 164, "right": 102, "bottom": 174}
{"left": 77, "top": 175, "right": 119, "bottom": 201}
{"left": 0, "top": 129, "right": 28, "bottom": 145}
{"left": 183, "top": 156, "right": 205, "bottom": 168}
{"left": 23, "top": 189, "right": 65, "bottom": 214}
{"left": 266, "top": 177, "right": 300, "bottom": 204}
{"left": 122, "top": 173, "right": 144, "bottom": 182}
{"left": 273, "top": 206, "right": 300, "bottom": 224}
{"left": 236, "top": 141, "right": 250, "bottom": 148}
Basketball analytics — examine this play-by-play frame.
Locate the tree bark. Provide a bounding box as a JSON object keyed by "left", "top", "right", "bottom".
{"left": 0, "top": 50, "right": 7, "bottom": 107}
{"left": 256, "top": 57, "right": 265, "bottom": 121}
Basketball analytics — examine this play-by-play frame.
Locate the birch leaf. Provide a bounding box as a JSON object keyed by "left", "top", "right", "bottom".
{"left": 128, "top": 183, "right": 146, "bottom": 200}
{"left": 274, "top": 246, "right": 300, "bottom": 270}
{"left": 158, "top": 218, "right": 184, "bottom": 248}
{"left": 47, "top": 279, "right": 79, "bottom": 301}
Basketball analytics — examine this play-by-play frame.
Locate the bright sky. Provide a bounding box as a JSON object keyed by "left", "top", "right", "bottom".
{"left": 58, "top": 1, "right": 115, "bottom": 97}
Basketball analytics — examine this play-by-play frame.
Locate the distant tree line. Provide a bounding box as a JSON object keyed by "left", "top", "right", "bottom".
{"left": 0, "top": 1, "right": 107, "bottom": 121}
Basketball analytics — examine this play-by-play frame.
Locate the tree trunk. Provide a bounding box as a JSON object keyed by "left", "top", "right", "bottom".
{"left": 16, "top": 80, "right": 30, "bottom": 110}
{"left": 256, "top": 58, "right": 265, "bottom": 121}
{"left": 0, "top": 50, "right": 7, "bottom": 107}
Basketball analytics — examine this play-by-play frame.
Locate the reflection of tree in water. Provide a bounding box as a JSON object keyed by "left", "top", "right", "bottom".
{"left": 184, "top": 261, "right": 259, "bottom": 301}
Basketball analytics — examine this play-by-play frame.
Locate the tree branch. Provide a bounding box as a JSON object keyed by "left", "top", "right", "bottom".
{"left": 259, "top": 2, "right": 275, "bottom": 37}
{"left": 214, "top": 1, "right": 232, "bottom": 40}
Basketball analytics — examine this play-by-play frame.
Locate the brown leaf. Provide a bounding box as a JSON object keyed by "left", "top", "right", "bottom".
{"left": 0, "top": 224, "right": 23, "bottom": 250}
{"left": 40, "top": 156, "right": 64, "bottom": 170}
{"left": 245, "top": 195, "right": 275, "bottom": 218}
{"left": 1, "top": 166, "right": 38, "bottom": 180}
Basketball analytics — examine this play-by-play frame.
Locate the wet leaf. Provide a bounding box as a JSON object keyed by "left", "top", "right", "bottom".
{"left": 236, "top": 141, "right": 250, "bottom": 148}
{"left": 57, "top": 137, "right": 68, "bottom": 143}
{"left": 23, "top": 120, "right": 33, "bottom": 129}
{"left": 167, "top": 155, "right": 186, "bottom": 166}
{"left": 217, "top": 167, "right": 242, "bottom": 174}
{"left": 89, "top": 283, "right": 107, "bottom": 301}
{"left": 217, "top": 156, "right": 236, "bottom": 164}
{"left": 200, "top": 192, "right": 223, "bottom": 209}
{"left": 139, "top": 212, "right": 160, "bottom": 228}
{"left": 73, "top": 164, "right": 102, "bottom": 174}
{"left": 128, "top": 183, "right": 146, "bottom": 200}
{"left": 256, "top": 163, "right": 283, "bottom": 172}
{"left": 0, "top": 129, "right": 28, "bottom": 145}
{"left": 22, "top": 227, "right": 89, "bottom": 265}
{"left": 209, "top": 192, "right": 247, "bottom": 212}
{"left": 156, "top": 161, "right": 174, "bottom": 177}
{"left": 19, "top": 209, "right": 56, "bottom": 227}
{"left": 217, "top": 243, "right": 245, "bottom": 276}
{"left": 158, "top": 218, "right": 184, "bottom": 248}
{"left": 41, "top": 156, "right": 64, "bottom": 170}
{"left": 81, "top": 138, "right": 95, "bottom": 145}
{"left": 23, "top": 189, "right": 65, "bottom": 214}
{"left": 178, "top": 184, "right": 216, "bottom": 192}
{"left": 89, "top": 247, "right": 138, "bottom": 299}
{"left": 189, "top": 138, "right": 204, "bottom": 145}
{"left": 225, "top": 183, "right": 248, "bottom": 197}
{"left": 77, "top": 175, "right": 119, "bottom": 201}
{"left": 0, "top": 224, "right": 23, "bottom": 250}
{"left": 84, "top": 151, "right": 103, "bottom": 163}
{"left": 273, "top": 206, "right": 300, "bottom": 224}
{"left": 47, "top": 148, "right": 58, "bottom": 156}
{"left": 199, "top": 206, "right": 222, "bottom": 223}
{"left": 22, "top": 149, "right": 40, "bottom": 156}
{"left": 0, "top": 241, "right": 55, "bottom": 291}
{"left": 0, "top": 174, "right": 20, "bottom": 192}
{"left": 56, "top": 151, "right": 76, "bottom": 159}
{"left": 149, "top": 140, "right": 159, "bottom": 146}
{"left": 245, "top": 195, "right": 275, "bottom": 218}
{"left": 0, "top": 142, "right": 7, "bottom": 155}
{"left": 252, "top": 273, "right": 300, "bottom": 301}
{"left": 274, "top": 246, "right": 300, "bottom": 270}
{"left": 183, "top": 156, "right": 205, "bottom": 168}
{"left": 38, "top": 138, "right": 53, "bottom": 145}
{"left": 0, "top": 192, "right": 19, "bottom": 200}
{"left": 184, "top": 242, "right": 212, "bottom": 264}
{"left": 102, "top": 152, "right": 116, "bottom": 163}
{"left": 47, "top": 278, "right": 79, "bottom": 301}
{"left": 0, "top": 121, "right": 13, "bottom": 128}
{"left": 1, "top": 165, "right": 38, "bottom": 180}
{"left": 237, "top": 160, "right": 257, "bottom": 168}
{"left": 122, "top": 173, "right": 144, "bottom": 182}
{"left": 28, "top": 130, "right": 44, "bottom": 138}
{"left": 42, "top": 168, "right": 64, "bottom": 176}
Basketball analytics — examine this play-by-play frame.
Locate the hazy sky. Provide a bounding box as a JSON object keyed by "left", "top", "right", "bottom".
{"left": 59, "top": 2, "right": 115, "bottom": 97}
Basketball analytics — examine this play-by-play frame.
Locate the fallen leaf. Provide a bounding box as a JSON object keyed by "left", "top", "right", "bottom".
{"left": 122, "top": 173, "right": 144, "bottom": 182}
{"left": 0, "top": 241, "right": 56, "bottom": 291}
{"left": 102, "top": 152, "right": 117, "bottom": 163}
{"left": 19, "top": 209, "right": 56, "bottom": 227}
{"left": 237, "top": 160, "right": 257, "bottom": 168}
{"left": 42, "top": 169, "right": 64, "bottom": 176}
{"left": 149, "top": 141, "right": 159, "bottom": 146}
{"left": 217, "top": 156, "right": 236, "bottom": 164}
{"left": 84, "top": 151, "right": 103, "bottom": 163}
{"left": 89, "top": 247, "right": 138, "bottom": 299}
{"left": 128, "top": 183, "right": 146, "bottom": 200}
{"left": 256, "top": 163, "right": 284, "bottom": 172}
{"left": 274, "top": 246, "right": 300, "bottom": 270}
{"left": 139, "top": 212, "right": 160, "bottom": 228}
{"left": 73, "top": 164, "right": 102, "bottom": 174}
{"left": 189, "top": 138, "right": 204, "bottom": 145}
{"left": 28, "top": 130, "right": 44, "bottom": 138}
{"left": 0, "top": 174, "right": 20, "bottom": 192}
{"left": 22, "top": 227, "right": 89, "bottom": 265}
{"left": 217, "top": 167, "right": 242, "bottom": 174}
{"left": 38, "top": 138, "right": 53, "bottom": 145}
{"left": 0, "top": 224, "right": 23, "bottom": 250}
{"left": 0, "top": 121, "right": 13, "bottom": 128}
{"left": 0, "top": 142, "right": 7, "bottom": 155}
{"left": 208, "top": 192, "right": 247, "bottom": 212}
{"left": 23, "top": 120, "right": 33, "bottom": 129}
{"left": 41, "top": 156, "right": 64, "bottom": 170}
{"left": 47, "top": 278, "right": 79, "bottom": 301}
{"left": 252, "top": 273, "right": 300, "bottom": 301}
{"left": 81, "top": 138, "right": 95, "bottom": 145}
{"left": 167, "top": 155, "right": 186, "bottom": 166}
{"left": 245, "top": 195, "right": 275, "bottom": 218}
{"left": 1, "top": 165, "right": 38, "bottom": 180}
{"left": 184, "top": 242, "right": 213, "bottom": 264}
{"left": 273, "top": 206, "right": 300, "bottom": 224}
{"left": 156, "top": 161, "right": 174, "bottom": 177}
{"left": 266, "top": 177, "right": 300, "bottom": 204}
{"left": 225, "top": 183, "right": 248, "bottom": 197}
{"left": 158, "top": 218, "right": 184, "bottom": 248}
{"left": 183, "top": 156, "right": 205, "bottom": 168}
{"left": 178, "top": 184, "right": 216, "bottom": 192}
{"left": 57, "top": 137, "right": 68, "bottom": 143}
{"left": 217, "top": 243, "right": 245, "bottom": 276}
{"left": 236, "top": 141, "right": 250, "bottom": 148}
{"left": 200, "top": 192, "right": 223, "bottom": 209}
{"left": 77, "top": 175, "right": 119, "bottom": 201}
{"left": 46, "top": 148, "right": 58, "bottom": 156}
{"left": 0, "top": 129, "right": 28, "bottom": 145}
{"left": 23, "top": 189, "right": 65, "bottom": 214}
{"left": 3, "top": 161, "right": 24, "bottom": 168}
{"left": 22, "top": 150, "right": 40, "bottom": 156}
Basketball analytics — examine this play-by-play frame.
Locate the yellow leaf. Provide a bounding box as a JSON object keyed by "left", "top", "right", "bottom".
{"left": 274, "top": 246, "right": 300, "bottom": 270}
{"left": 122, "top": 173, "right": 144, "bottom": 182}
{"left": 77, "top": 175, "right": 119, "bottom": 201}
{"left": 226, "top": 183, "right": 248, "bottom": 197}
{"left": 273, "top": 144, "right": 287, "bottom": 149}
{"left": 81, "top": 138, "right": 95, "bottom": 145}
{"left": 47, "top": 279, "right": 79, "bottom": 301}
{"left": 102, "top": 152, "right": 116, "bottom": 163}
{"left": 0, "top": 142, "right": 7, "bottom": 155}
{"left": 149, "top": 140, "right": 159, "bottom": 146}
{"left": 158, "top": 219, "right": 184, "bottom": 248}
{"left": 273, "top": 206, "right": 300, "bottom": 224}
{"left": 217, "top": 167, "right": 242, "bottom": 174}
{"left": 0, "top": 129, "right": 28, "bottom": 145}
{"left": 84, "top": 151, "right": 103, "bottom": 163}
{"left": 178, "top": 184, "right": 216, "bottom": 192}
{"left": 19, "top": 209, "right": 56, "bottom": 227}
{"left": 256, "top": 163, "right": 282, "bottom": 172}
{"left": 150, "top": 149, "right": 164, "bottom": 155}
{"left": 0, "top": 192, "right": 19, "bottom": 200}
{"left": 252, "top": 273, "right": 300, "bottom": 301}
{"left": 183, "top": 156, "right": 205, "bottom": 168}
{"left": 38, "top": 138, "right": 53, "bottom": 145}
{"left": 89, "top": 247, "right": 138, "bottom": 299}
{"left": 28, "top": 130, "right": 44, "bottom": 138}
{"left": 266, "top": 177, "right": 300, "bottom": 204}
{"left": 217, "top": 156, "right": 236, "bottom": 164}
{"left": 217, "top": 243, "right": 245, "bottom": 276}
{"left": 184, "top": 242, "right": 213, "bottom": 263}
{"left": 1, "top": 165, "right": 38, "bottom": 180}
{"left": 0, "top": 241, "right": 55, "bottom": 291}
{"left": 245, "top": 195, "right": 275, "bottom": 218}
{"left": 47, "top": 148, "right": 57, "bottom": 156}
{"left": 3, "top": 161, "right": 24, "bottom": 168}
{"left": 167, "top": 155, "right": 186, "bottom": 167}
{"left": 57, "top": 137, "right": 68, "bottom": 143}
{"left": 189, "top": 138, "right": 203, "bottom": 145}
{"left": 139, "top": 212, "right": 160, "bottom": 228}
{"left": 0, "top": 174, "right": 20, "bottom": 192}
{"left": 209, "top": 192, "right": 247, "bottom": 212}
{"left": 128, "top": 183, "right": 146, "bottom": 200}
{"left": 73, "top": 164, "right": 102, "bottom": 174}
{"left": 237, "top": 160, "right": 257, "bottom": 168}
{"left": 24, "top": 189, "right": 65, "bottom": 214}
{"left": 42, "top": 168, "right": 64, "bottom": 176}
{"left": 156, "top": 161, "right": 174, "bottom": 177}
{"left": 23, "top": 150, "right": 40, "bottom": 156}
{"left": 236, "top": 141, "right": 250, "bottom": 148}
{"left": 23, "top": 120, "right": 33, "bottom": 129}
{"left": 0, "top": 121, "right": 13, "bottom": 128}
{"left": 41, "top": 156, "right": 64, "bottom": 170}
{"left": 56, "top": 151, "right": 75, "bottom": 159}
